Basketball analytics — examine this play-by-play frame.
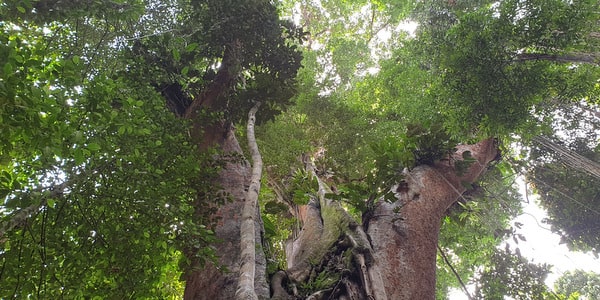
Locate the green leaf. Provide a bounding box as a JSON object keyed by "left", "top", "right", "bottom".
{"left": 74, "top": 148, "right": 84, "bottom": 164}
{"left": 13, "top": 55, "right": 23, "bottom": 63}
{"left": 3, "top": 63, "right": 14, "bottom": 76}
{"left": 172, "top": 49, "right": 180, "bottom": 61}
{"left": 159, "top": 240, "right": 167, "bottom": 250}
{"left": 87, "top": 142, "right": 101, "bottom": 151}
{"left": 181, "top": 66, "right": 190, "bottom": 76}
{"left": 185, "top": 43, "right": 198, "bottom": 52}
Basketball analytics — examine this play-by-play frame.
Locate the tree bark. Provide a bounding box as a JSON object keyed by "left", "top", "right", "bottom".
{"left": 182, "top": 40, "right": 269, "bottom": 300}
{"left": 271, "top": 139, "right": 498, "bottom": 299}
{"left": 183, "top": 118, "right": 269, "bottom": 300}
{"left": 182, "top": 68, "right": 497, "bottom": 298}
{"left": 366, "top": 138, "right": 497, "bottom": 299}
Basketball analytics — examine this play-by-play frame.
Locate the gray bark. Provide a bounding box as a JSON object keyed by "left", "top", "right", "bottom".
{"left": 236, "top": 102, "right": 263, "bottom": 300}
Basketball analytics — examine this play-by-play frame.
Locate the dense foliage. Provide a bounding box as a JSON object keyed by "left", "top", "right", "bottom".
{"left": 1, "top": 0, "right": 599, "bottom": 298}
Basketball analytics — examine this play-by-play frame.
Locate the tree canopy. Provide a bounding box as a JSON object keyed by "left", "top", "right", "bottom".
{"left": 1, "top": 0, "right": 599, "bottom": 299}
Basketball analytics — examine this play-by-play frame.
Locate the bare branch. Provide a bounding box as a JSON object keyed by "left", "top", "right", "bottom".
{"left": 438, "top": 244, "right": 473, "bottom": 300}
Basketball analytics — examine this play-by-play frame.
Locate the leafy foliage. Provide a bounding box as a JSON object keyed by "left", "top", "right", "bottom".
{"left": 127, "top": 0, "right": 304, "bottom": 123}
{"left": 530, "top": 138, "right": 600, "bottom": 253}
{"left": 2, "top": 0, "right": 600, "bottom": 298}
{"left": 555, "top": 270, "right": 600, "bottom": 300}
{"left": 436, "top": 165, "right": 523, "bottom": 298}
{"left": 409, "top": 0, "right": 600, "bottom": 138}
{"left": 0, "top": 1, "right": 239, "bottom": 297}
{"left": 473, "top": 247, "right": 551, "bottom": 299}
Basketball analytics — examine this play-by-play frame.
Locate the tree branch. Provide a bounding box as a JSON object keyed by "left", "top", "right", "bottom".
{"left": 184, "top": 39, "right": 242, "bottom": 119}
{"left": 515, "top": 52, "right": 600, "bottom": 65}
{"left": 437, "top": 244, "right": 473, "bottom": 300}
{"left": 0, "top": 182, "right": 68, "bottom": 240}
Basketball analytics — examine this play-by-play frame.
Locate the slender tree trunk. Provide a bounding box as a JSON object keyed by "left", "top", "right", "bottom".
{"left": 181, "top": 40, "right": 269, "bottom": 300}
{"left": 236, "top": 102, "right": 263, "bottom": 300}
{"left": 183, "top": 118, "right": 269, "bottom": 300}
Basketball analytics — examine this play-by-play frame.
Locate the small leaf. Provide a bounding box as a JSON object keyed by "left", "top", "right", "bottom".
{"left": 172, "top": 49, "right": 180, "bottom": 61}
{"left": 3, "top": 63, "right": 14, "bottom": 76}
{"left": 185, "top": 43, "right": 199, "bottom": 52}
{"left": 181, "top": 66, "right": 190, "bottom": 75}
{"left": 514, "top": 222, "right": 523, "bottom": 229}
{"left": 87, "top": 142, "right": 101, "bottom": 151}
{"left": 17, "top": 6, "right": 26, "bottom": 13}
{"left": 13, "top": 55, "right": 24, "bottom": 63}
{"left": 47, "top": 198, "right": 56, "bottom": 208}
{"left": 74, "top": 148, "right": 84, "bottom": 164}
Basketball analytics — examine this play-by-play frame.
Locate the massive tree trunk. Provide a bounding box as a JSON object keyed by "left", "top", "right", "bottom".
{"left": 184, "top": 131, "right": 497, "bottom": 299}
{"left": 181, "top": 41, "right": 269, "bottom": 300}
{"left": 365, "top": 139, "right": 497, "bottom": 299}
{"left": 270, "top": 139, "right": 498, "bottom": 299}
{"left": 177, "top": 39, "right": 499, "bottom": 299}
{"left": 182, "top": 117, "right": 269, "bottom": 300}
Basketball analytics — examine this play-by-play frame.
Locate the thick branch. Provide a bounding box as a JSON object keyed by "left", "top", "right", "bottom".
{"left": 184, "top": 40, "right": 242, "bottom": 119}
{"left": 515, "top": 52, "right": 600, "bottom": 65}
{"left": 366, "top": 138, "right": 498, "bottom": 299}
{"left": 0, "top": 182, "right": 68, "bottom": 239}
{"left": 235, "top": 102, "right": 262, "bottom": 300}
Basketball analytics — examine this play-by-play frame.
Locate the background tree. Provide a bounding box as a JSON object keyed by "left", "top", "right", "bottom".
{"left": 555, "top": 270, "right": 600, "bottom": 300}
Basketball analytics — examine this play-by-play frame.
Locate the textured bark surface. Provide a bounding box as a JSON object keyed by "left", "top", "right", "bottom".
{"left": 180, "top": 37, "right": 272, "bottom": 299}
{"left": 183, "top": 125, "right": 269, "bottom": 300}
{"left": 186, "top": 136, "right": 497, "bottom": 299}
{"left": 236, "top": 103, "right": 263, "bottom": 300}
{"left": 367, "top": 138, "right": 498, "bottom": 299}
{"left": 274, "top": 139, "right": 497, "bottom": 300}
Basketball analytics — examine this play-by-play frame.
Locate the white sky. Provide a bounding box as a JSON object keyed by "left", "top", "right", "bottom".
{"left": 449, "top": 179, "right": 600, "bottom": 299}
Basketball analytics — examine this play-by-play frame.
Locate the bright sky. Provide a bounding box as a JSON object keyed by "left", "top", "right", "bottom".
{"left": 449, "top": 179, "right": 600, "bottom": 299}
{"left": 511, "top": 192, "right": 600, "bottom": 287}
